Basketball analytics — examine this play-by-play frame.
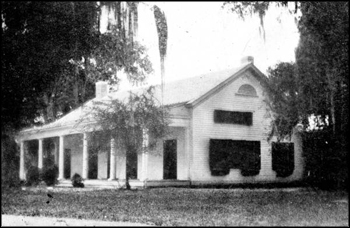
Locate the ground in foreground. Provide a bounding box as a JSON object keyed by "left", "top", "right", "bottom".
{"left": 1, "top": 187, "right": 348, "bottom": 226}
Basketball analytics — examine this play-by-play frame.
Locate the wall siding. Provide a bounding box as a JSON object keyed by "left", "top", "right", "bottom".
{"left": 116, "top": 146, "right": 126, "bottom": 180}
{"left": 145, "top": 127, "right": 189, "bottom": 180}
{"left": 168, "top": 105, "right": 191, "bottom": 118}
{"left": 98, "top": 151, "right": 108, "bottom": 179}
{"left": 65, "top": 134, "right": 83, "bottom": 178}
{"left": 190, "top": 71, "right": 303, "bottom": 183}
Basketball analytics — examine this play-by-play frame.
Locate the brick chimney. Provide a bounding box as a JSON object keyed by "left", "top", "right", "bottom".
{"left": 241, "top": 56, "right": 254, "bottom": 65}
{"left": 95, "top": 81, "right": 108, "bottom": 99}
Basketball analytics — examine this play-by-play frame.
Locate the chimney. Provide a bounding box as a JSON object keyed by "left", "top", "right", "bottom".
{"left": 95, "top": 81, "right": 108, "bottom": 99}
{"left": 241, "top": 56, "right": 254, "bottom": 65}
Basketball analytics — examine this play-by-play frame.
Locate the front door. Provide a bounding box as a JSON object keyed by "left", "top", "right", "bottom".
{"left": 88, "top": 148, "right": 98, "bottom": 179}
{"left": 126, "top": 148, "right": 138, "bottom": 179}
{"left": 163, "top": 140, "right": 177, "bottom": 179}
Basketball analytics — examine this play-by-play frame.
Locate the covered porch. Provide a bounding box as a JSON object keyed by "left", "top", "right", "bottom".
{"left": 16, "top": 116, "right": 191, "bottom": 188}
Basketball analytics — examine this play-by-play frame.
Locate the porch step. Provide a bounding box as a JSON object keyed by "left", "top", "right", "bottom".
{"left": 56, "top": 179, "right": 191, "bottom": 189}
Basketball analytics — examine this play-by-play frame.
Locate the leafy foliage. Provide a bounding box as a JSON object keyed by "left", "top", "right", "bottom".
{"left": 90, "top": 86, "right": 170, "bottom": 184}
{"left": 224, "top": 2, "right": 348, "bottom": 189}
{"left": 41, "top": 165, "right": 59, "bottom": 186}
{"left": 153, "top": 5, "right": 168, "bottom": 59}
{"left": 1, "top": 134, "right": 21, "bottom": 188}
{"left": 1, "top": 1, "right": 154, "bottom": 134}
{"left": 71, "top": 173, "right": 84, "bottom": 188}
{"left": 266, "top": 62, "right": 299, "bottom": 139}
{"left": 296, "top": 2, "right": 348, "bottom": 138}
{"left": 222, "top": 1, "right": 292, "bottom": 41}
{"left": 25, "top": 166, "right": 40, "bottom": 187}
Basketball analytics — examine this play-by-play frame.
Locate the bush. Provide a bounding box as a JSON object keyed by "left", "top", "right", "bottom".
{"left": 41, "top": 165, "right": 59, "bottom": 186}
{"left": 71, "top": 173, "right": 84, "bottom": 188}
{"left": 1, "top": 134, "right": 21, "bottom": 188}
{"left": 26, "top": 165, "right": 40, "bottom": 186}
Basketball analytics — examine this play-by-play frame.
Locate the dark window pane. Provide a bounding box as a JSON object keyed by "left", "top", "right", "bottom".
{"left": 209, "top": 139, "right": 260, "bottom": 176}
{"left": 163, "top": 140, "right": 177, "bottom": 179}
{"left": 214, "top": 110, "right": 252, "bottom": 126}
{"left": 88, "top": 148, "right": 98, "bottom": 179}
{"left": 272, "top": 142, "right": 294, "bottom": 177}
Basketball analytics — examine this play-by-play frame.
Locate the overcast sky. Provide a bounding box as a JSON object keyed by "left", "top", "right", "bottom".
{"left": 112, "top": 2, "right": 301, "bottom": 89}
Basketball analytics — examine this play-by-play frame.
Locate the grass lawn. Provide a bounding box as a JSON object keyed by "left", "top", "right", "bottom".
{"left": 1, "top": 187, "right": 348, "bottom": 226}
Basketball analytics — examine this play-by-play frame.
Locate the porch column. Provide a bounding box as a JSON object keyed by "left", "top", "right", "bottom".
{"left": 185, "top": 127, "right": 191, "bottom": 180}
{"left": 19, "top": 141, "right": 25, "bottom": 180}
{"left": 140, "top": 129, "right": 149, "bottom": 181}
{"left": 58, "top": 135, "right": 65, "bottom": 180}
{"left": 108, "top": 138, "right": 116, "bottom": 181}
{"left": 82, "top": 133, "right": 89, "bottom": 179}
{"left": 259, "top": 141, "right": 276, "bottom": 179}
{"left": 38, "top": 138, "right": 43, "bottom": 170}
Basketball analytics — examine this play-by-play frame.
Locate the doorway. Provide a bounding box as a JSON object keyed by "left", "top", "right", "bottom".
{"left": 163, "top": 139, "right": 177, "bottom": 179}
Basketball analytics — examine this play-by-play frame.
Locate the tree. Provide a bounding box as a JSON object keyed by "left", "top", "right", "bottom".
{"left": 101, "top": 2, "right": 168, "bottom": 103}
{"left": 89, "top": 86, "right": 170, "bottom": 189}
{"left": 153, "top": 5, "right": 168, "bottom": 105}
{"left": 265, "top": 62, "right": 299, "bottom": 140}
{"left": 1, "top": 1, "right": 157, "bottom": 187}
{"left": 224, "top": 1, "right": 348, "bottom": 189}
{"left": 1, "top": 2, "right": 154, "bottom": 134}
{"left": 222, "top": 1, "right": 297, "bottom": 42}
{"left": 223, "top": 2, "right": 348, "bottom": 139}
{"left": 296, "top": 2, "right": 348, "bottom": 140}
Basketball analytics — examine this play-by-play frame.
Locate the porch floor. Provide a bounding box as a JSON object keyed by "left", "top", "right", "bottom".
{"left": 57, "top": 179, "right": 191, "bottom": 189}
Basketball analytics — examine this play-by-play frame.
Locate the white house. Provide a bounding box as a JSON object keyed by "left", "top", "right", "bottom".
{"left": 16, "top": 57, "right": 304, "bottom": 188}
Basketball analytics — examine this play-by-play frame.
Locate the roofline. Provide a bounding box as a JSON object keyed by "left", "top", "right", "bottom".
{"left": 185, "top": 63, "right": 268, "bottom": 108}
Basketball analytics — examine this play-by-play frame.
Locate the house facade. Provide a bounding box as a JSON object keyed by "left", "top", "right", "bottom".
{"left": 16, "top": 57, "right": 304, "bottom": 188}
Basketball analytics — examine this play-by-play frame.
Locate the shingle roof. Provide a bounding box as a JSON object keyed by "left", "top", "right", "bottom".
{"left": 107, "top": 64, "right": 245, "bottom": 106}
{"left": 20, "top": 63, "right": 254, "bottom": 133}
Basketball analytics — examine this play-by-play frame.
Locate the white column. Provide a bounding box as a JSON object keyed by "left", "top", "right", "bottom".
{"left": 38, "top": 138, "right": 43, "bottom": 170}
{"left": 19, "top": 141, "right": 25, "bottom": 180}
{"left": 291, "top": 126, "right": 304, "bottom": 179}
{"left": 108, "top": 138, "right": 116, "bottom": 180}
{"left": 185, "top": 127, "right": 191, "bottom": 180}
{"left": 140, "top": 129, "right": 149, "bottom": 181}
{"left": 258, "top": 141, "right": 276, "bottom": 180}
{"left": 58, "top": 135, "right": 65, "bottom": 180}
{"left": 82, "top": 133, "right": 89, "bottom": 179}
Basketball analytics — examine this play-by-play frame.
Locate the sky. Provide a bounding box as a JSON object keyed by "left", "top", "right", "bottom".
{"left": 109, "top": 2, "right": 301, "bottom": 89}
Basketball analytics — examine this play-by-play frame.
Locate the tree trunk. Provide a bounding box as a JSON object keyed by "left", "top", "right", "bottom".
{"left": 326, "top": 71, "right": 336, "bottom": 136}
{"left": 160, "top": 56, "right": 165, "bottom": 106}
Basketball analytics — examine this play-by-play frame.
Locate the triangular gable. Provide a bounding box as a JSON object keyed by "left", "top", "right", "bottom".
{"left": 185, "top": 63, "right": 270, "bottom": 108}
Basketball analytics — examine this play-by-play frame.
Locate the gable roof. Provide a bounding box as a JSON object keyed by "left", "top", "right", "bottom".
{"left": 19, "top": 62, "right": 268, "bottom": 134}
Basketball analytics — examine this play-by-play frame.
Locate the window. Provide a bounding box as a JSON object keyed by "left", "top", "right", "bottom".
{"left": 237, "top": 84, "right": 257, "bottom": 96}
{"left": 214, "top": 110, "right": 252, "bottom": 126}
{"left": 272, "top": 142, "right": 294, "bottom": 178}
{"left": 209, "top": 139, "right": 261, "bottom": 177}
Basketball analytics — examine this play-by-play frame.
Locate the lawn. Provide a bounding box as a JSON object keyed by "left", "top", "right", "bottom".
{"left": 1, "top": 187, "right": 348, "bottom": 226}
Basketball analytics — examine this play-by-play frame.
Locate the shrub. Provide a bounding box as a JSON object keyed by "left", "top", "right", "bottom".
{"left": 1, "top": 134, "right": 21, "bottom": 188}
{"left": 42, "top": 165, "right": 59, "bottom": 186}
{"left": 26, "top": 165, "right": 40, "bottom": 186}
{"left": 71, "top": 173, "right": 84, "bottom": 188}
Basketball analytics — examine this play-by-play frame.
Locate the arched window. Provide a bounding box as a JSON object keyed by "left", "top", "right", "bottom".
{"left": 237, "top": 84, "right": 257, "bottom": 96}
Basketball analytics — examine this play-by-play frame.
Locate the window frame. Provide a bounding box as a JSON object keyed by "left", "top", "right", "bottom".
{"left": 209, "top": 139, "right": 261, "bottom": 177}
{"left": 236, "top": 84, "right": 258, "bottom": 97}
{"left": 271, "top": 142, "right": 295, "bottom": 178}
{"left": 214, "top": 110, "right": 253, "bottom": 126}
